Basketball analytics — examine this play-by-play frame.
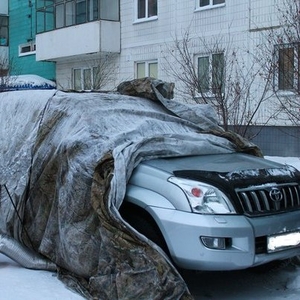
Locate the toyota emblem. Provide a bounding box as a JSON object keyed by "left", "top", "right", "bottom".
{"left": 269, "top": 188, "right": 283, "bottom": 202}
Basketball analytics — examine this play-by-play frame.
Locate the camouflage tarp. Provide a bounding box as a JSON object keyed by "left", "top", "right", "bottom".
{"left": 0, "top": 79, "right": 261, "bottom": 299}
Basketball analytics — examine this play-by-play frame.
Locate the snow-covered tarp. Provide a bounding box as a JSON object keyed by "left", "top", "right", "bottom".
{"left": 0, "top": 79, "right": 261, "bottom": 299}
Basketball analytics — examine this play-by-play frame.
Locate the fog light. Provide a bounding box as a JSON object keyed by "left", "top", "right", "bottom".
{"left": 200, "top": 236, "right": 226, "bottom": 250}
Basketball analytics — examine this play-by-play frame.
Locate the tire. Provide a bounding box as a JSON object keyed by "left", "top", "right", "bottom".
{"left": 120, "top": 203, "right": 169, "bottom": 255}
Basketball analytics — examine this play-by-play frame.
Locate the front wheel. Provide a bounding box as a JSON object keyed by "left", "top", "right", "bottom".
{"left": 120, "top": 202, "right": 169, "bottom": 255}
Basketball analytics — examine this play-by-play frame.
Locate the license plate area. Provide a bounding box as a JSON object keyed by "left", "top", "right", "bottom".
{"left": 267, "top": 231, "right": 300, "bottom": 253}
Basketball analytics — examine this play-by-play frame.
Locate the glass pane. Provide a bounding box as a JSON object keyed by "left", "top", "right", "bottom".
{"left": 213, "top": 0, "right": 225, "bottom": 4}
{"left": 0, "top": 28, "right": 8, "bottom": 46}
{"left": 198, "top": 57, "right": 209, "bottom": 92}
{"left": 74, "top": 69, "right": 82, "bottom": 90}
{"left": 83, "top": 69, "right": 92, "bottom": 89}
{"left": 279, "top": 47, "right": 294, "bottom": 90}
{"left": 45, "top": 6, "right": 55, "bottom": 31}
{"left": 93, "top": 66, "right": 101, "bottom": 89}
{"left": 88, "top": 0, "right": 98, "bottom": 21}
{"left": 66, "top": 1, "right": 76, "bottom": 26}
{"left": 148, "top": 0, "right": 157, "bottom": 17}
{"left": 0, "top": 16, "right": 8, "bottom": 46}
{"left": 137, "top": 63, "right": 145, "bottom": 79}
{"left": 0, "top": 16, "right": 8, "bottom": 26}
{"left": 200, "top": 0, "right": 210, "bottom": 7}
{"left": 149, "top": 62, "right": 158, "bottom": 78}
{"left": 138, "top": 0, "right": 146, "bottom": 19}
{"left": 76, "top": 0, "right": 87, "bottom": 24}
{"left": 56, "top": 4, "right": 64, "bottom": 28}
{"left": 100, "top": 0, "right": 119, "bottom": 21}
{"left": 36, "top": 11, "right": 45, "bottom": 33}
{"left": 212, "top": 53, "right": 224, "bottom": 93}
{"left": 36, "top": 0, "right": 45, "bottom": 9}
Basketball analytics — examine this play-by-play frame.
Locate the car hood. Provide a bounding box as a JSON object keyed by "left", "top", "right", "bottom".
{"left": 142, "top": 153, "right": 300, "bottom": 188}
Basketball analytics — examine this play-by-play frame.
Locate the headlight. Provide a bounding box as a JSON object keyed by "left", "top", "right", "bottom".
{"left": 168, "top": 177, "right": 236, "bottom": 214}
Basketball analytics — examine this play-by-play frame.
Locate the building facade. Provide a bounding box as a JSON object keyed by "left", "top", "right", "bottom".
{"left": 35, "top": 0, "right": 120, "bottom": 90}
{"left": 9, "top": 0, "right": 55, "bottom": 81}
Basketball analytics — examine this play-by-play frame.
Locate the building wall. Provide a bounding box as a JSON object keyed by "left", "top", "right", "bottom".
{"left": 9, "top": 0, "right": 55, "bottom": 80}
{"left": 119, "top": 1, "right": 253, "bottom": 82}
{"left": 119, "top": 1, "right": 298, "bottom": 125}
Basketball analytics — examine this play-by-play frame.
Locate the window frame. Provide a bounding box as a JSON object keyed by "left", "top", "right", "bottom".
{"left": 275, "top": 43, "right": 300, "bottom": 93}
{"left": 73, "top": 67, "right": 103, "bottom": 90}
{"left": 195, "top": 0, "right": 225, "bottom": 11}
{"left": 196, "top": 52, "right": 225, "bottom": 96}
{"left": 135, "top": 60, "right": 158, "bottom": 79}
{"left": 134, "top": 0, "right": 158, "bottom": 23}
{"left": 18, "top": 42, "right": 36, "bottom": 57}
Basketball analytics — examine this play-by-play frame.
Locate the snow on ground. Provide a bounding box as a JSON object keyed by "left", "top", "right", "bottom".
{"left": 0, "top": 156, "right": 299, "bottom": 299}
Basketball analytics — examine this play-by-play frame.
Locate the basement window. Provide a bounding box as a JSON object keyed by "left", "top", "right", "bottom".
{"left": 19, "top": 42, "right": 36, "bottom": 56}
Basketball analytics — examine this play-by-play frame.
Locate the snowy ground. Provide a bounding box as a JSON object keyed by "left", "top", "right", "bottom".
{"left": 0, "top": 156, "right": 299, "bottom": 299}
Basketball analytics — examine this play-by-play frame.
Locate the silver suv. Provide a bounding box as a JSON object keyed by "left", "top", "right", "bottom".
{"left": 120, "top": 152, "right": 300, "bottom": 271}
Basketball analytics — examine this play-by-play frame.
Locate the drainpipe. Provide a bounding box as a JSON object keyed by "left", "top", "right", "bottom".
{"left": 0, "top": 233, "right": 56, "bottom": 271}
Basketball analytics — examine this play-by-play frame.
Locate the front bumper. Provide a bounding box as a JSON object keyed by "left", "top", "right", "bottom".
{"left": 147, "top": 207, "right": 300, "bottom": 271}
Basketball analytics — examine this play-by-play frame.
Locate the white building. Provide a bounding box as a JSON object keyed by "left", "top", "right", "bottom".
{"left": 35, "top": 0, "right": 299, "bottom": 156}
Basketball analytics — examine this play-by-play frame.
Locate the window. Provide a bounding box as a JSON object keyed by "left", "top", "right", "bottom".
{"left": 197, "top": 0, "right": 225, "bottom": 9}
{"left": 277, "top": 44, "right": 300, "bottom": 91}
{"left": 36, "top": 0, "right": 119, "bottom": 33}
{"left": 19, "top": 42, "right": 36, "bottom": 56}
{"left": 0, "top": 16, "right": 8, "bottom": 46}
{"left": 197, "top": 53, "right": 224, "bottom": 94}
{"left": 73, "top": 67, "right": 101, "bottom": 90}
{"left": 136, "top": 0, "right": 157, "bottom": 20}
{"left": 136, "top": 61, "right": 158, "bottom": 79}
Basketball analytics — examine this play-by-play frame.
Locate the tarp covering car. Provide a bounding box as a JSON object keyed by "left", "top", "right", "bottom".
{"left": 0, "top": 78, "right": 261, "bottom": 299}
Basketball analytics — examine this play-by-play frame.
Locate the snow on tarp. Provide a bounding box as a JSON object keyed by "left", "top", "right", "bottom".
{"left": 0, "top": 79, "right": 261, "bottom": 299}
{"left": 0, "top": 74, "right": 56, "bottom": 91}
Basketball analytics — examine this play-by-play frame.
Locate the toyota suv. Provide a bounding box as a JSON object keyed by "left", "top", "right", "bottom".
{"left": 120, "top": 152, "right": 300, "bottom": 271}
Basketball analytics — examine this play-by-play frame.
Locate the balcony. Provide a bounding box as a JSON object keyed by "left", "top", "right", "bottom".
{"left": 36, "top": 20, "right": 120, "bottom": 62}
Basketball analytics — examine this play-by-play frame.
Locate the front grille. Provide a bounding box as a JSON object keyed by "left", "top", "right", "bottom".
{"left": 236, "top": 183, "right": 300, "bottom": 216}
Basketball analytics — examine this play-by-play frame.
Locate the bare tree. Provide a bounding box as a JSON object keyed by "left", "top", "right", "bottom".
{"left": 80, "top": 52, "right": 119, "bottom": 92}
{"left": 162, "top": 30, "right": 275, "bottom": 138}
{"left": 0, "top": 55, "right": 17, "bottom": 92}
